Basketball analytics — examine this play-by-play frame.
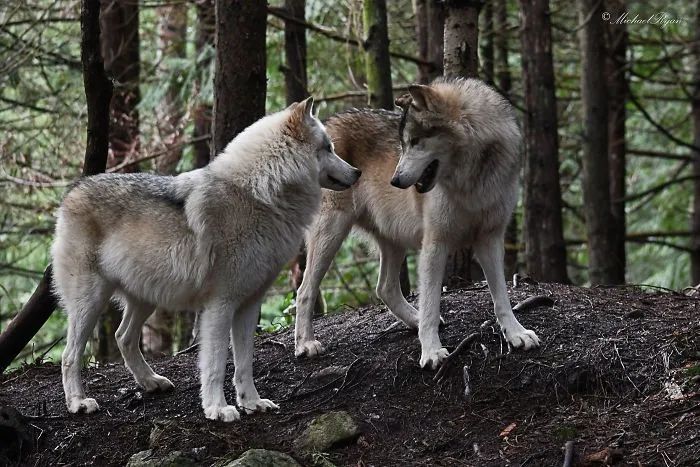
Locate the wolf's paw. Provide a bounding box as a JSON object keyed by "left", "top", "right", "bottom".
{"left": 419, "top": 347, "right": 449, "bottom": 370}
{"left": 204, "top": 405, "right": 240, "bottom": 422}
{"left": 67, "top": 397, "right": 99, "bottom": 414}
{"left": 295, "top": 339, "right": 325, "bottom": 358}
{"left": 140, "top": 374, "right": 175, "bottom": 393}
{"left": 238, "top": 397, "right": 280, "bottom": 414}
{"left": 503, "top": 326, "right": 540, "bottom": 350}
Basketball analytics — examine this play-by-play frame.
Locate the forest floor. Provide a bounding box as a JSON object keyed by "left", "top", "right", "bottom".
{"left": 2, "top": 282, "right": 700, "bottom": 466}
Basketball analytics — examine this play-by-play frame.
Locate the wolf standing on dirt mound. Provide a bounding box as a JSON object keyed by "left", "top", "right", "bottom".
{"left": 52, "top": 98, "right": 361, "bottom": 422}
{"left": 295, "top": 78, "right": 540, "bottom": 368}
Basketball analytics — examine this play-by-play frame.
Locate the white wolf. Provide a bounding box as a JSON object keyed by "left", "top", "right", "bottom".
{"left": 294, "top": 78, "right": 540, "bottom": 369}
{"left": 52, "top": 98, "right": 361, "bottom": 422}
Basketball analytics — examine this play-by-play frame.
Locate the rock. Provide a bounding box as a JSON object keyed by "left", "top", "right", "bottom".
{"left": 295, "top": 411, "right": 360, "bottom": 452}
{"left": 126, "top": 449, "right": 195, "bottom": 467}
{"left": 216, "top": 449, "right": 300, "bottom": 467}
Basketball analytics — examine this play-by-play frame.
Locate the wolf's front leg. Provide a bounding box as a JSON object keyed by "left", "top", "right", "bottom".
{"left": 231, "top": 297, "right": 279, "bottom": 414}
{"left": 474, "top": 235, "right": 540, "bottom": 350}
{"left": 417, "top": 241, "right": 450, "bottom": 369}
{"left": 295, "top": 211, "right": 353, "bottom": 358}
{"left": 199, "top": 307, "right": 240, "bottom": 422}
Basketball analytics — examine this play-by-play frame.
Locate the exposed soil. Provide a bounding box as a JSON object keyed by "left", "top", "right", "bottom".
{"left": 2, "top": 282, "right": 700, "bottom": 466}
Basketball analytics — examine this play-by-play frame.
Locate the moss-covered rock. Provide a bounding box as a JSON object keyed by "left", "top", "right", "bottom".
{"left": 125, "top": 449, "right": 194, "bottom": 467}
{"left": 217, "top": 449, "right": 301, "bottom": 467}
{"left": 294, "top": 411, "right": 360, "bottom": 453}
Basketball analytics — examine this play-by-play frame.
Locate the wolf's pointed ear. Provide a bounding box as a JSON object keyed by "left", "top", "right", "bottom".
{"left": 408, "top": 84, "right": 437, "bottom": 112}
{"left": 395, "top": 93, "right": 412, "bottom": 109}
{"left": 302, "top": 96, "right": 315, "bottom": 119}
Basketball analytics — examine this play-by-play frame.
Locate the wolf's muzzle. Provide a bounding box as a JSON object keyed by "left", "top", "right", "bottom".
{"left": 390, "top": 173, "right": 407, "bottom": 189}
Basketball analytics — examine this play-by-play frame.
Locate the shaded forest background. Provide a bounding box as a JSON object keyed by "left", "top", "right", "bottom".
{"left": 1, "top": 0, "right": 698, "bottom": 367}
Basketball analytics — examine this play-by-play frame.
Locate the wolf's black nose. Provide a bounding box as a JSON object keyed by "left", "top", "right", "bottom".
{"left": 355, "top": 169, "right": 362, "bottom": 178}
{"left": 390, "top": 174, "right": 402, "bottom": 188}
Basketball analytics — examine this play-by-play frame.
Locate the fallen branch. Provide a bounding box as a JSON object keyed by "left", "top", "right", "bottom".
{"left": 174, "top": 342, "right": 199, "bottom": 356}
{"left": 513, "top": 295, "right": 555, "bottom": 312}
{"left": 434, "top": 332, "right": 480, "bottom": 383}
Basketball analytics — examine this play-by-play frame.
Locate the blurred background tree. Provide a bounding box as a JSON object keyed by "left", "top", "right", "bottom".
{"left": 1, "top": 0, "right": 698, "bottom": 368}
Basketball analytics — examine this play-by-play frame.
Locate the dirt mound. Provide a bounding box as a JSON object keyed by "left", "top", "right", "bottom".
{"left": 2, "top": 282, "right": 699, "bottom": 466}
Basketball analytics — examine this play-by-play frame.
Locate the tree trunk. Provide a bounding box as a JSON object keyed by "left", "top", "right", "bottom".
{"left": 284, "top": 0, "right": 308, "bottom": 105}
{"left": 481, "top": 0, "right": 494, "bottom": 84}
{"left": 154, "top": 2, "right": 188, "bottom": 174}
{"left": 363, "top": 0, "right": 393, "bottom": 109}
{"left": 495, "top": 0, "right": 517, "bottom": 277}
{"left": 578, "top": 0, "right": 618, "bottom": 285}
{"left": 363, "top": 0, "right": 411, "bottom": 295}
{"left": 415, "top": 0, "right": 444, "bottom": 84}
{"left": 519, "top": 0, "right": 570, "bottom": 283}
{"left": 193, "top": 0, "right": 215, "bottom": 168}
{"left": 692, "top": 0, "right": 700, "bottom": 284}
{"left": 427, "top": 0, "right": 445, "bottom": 81}
{"left": 100, "top": 0, "right": 140, "bottom": 171}
{"left": 443, "top": 0, "right": 483, "bottom": 287}
{"left": 212, "top": 0, "right": 266, "bottom": 155}
{"left": 443, "top": 0, "right": 481, "bottom": 79}
{"left": 0, "top": 0, "right": 112, "bottom": 372}
{"left": 605, "top": 0, "right": 627, "bottom": 283}
{"left": 415, "top": 0, "right": 429, "bottom": 83}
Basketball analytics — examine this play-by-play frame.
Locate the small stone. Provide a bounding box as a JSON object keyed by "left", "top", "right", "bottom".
{"left": 295, "top": 411, "right": 360, "bottom": 452}
{"left": 126, "top": 449, "right": 194, "bottom": 467}
{"left": 216, "top": 449, "right": 301, "bottom": 467}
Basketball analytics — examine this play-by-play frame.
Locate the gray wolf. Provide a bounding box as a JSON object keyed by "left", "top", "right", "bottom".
{"left": 294, "top": 78, "right": 540, "bottom": 368}
{"left": 52, "top": 98, "right": 360, "bottom": 422}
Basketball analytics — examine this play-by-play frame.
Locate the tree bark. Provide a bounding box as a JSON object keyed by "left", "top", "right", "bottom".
{"left": 212, "top": 0, "right": 266, "bottom": 155}
{"left": 605, "top": 0, "right": 627, "bottom": 283}
{"left": 481, "top": 0, "right": 494, "bottom": 84}
{"left": 193, "top": 0, "right": 215, "bottom": 168}
{"left": 692, "top": 0, "right": 700, "bottom": 284}
{"left": 578, "top": 0, "right": 618, "bottom": 285}
{"left": 415, "top": 0, "right": 444, "bottom": 83}
{"left": 100, "top": 0, "right": 140, "bottom": 171}
{"left": 363, "top": 0, "right": 393, "bottom": 109}
{"left": 443, "top": 0, "right": 483, "bottom": 287}
{"left": 415, "top": 0, "right": 429, "bottom": 83}
{"left": 494, "top": 0, "right": 517, "bottom": 277}
{"left": 154, "top": 2, "right": 188, "bottom": 175}
{"left": 519, "top": 0, "right": 570, "bottom": 283}
{"left": 443, "top": 0, "right": 481, "bottom": 79}
{"left": 284, "top": 0, "right": 308, "bottom": 105}
{"left": 0, "top": 0, "right": 112, "bottom": 372}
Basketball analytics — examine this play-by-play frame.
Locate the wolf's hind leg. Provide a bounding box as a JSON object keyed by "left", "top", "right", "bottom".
{"left": 231, "top": 296, "right": 279, "bottom": 414}
{"left": 474, "top": 235, "right": 540, "bottom": 350}
{"left": 199, "top": 305, "right": 239, "bottom": 422}
{"left": 295, "top": 210, "right": 353, "bottom": 358}
{"left": 116, "top": 300, "right": 174, "bottom": 392}
{"left": 375, "top": 238, "right": 419, "bottom": 329}
{"left": 61, "top": 276, "right": 113, "bottom": 414}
